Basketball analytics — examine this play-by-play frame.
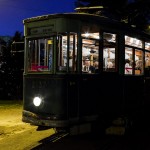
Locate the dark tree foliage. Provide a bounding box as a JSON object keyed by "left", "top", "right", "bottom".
{"left": 74, "top": 0, "right": 150, "bottom": 32}
{"left": 10, "top": 31, "right": 24, "bottom": 100}
{"left": 12, "top": 31, "right": 24, "bottom": 42}
{"left": 75, "top": 0, "right": 102, "bottom": 7}
{"left": 0, "top": 31, "right": 24, "bottom": 100}
{"left": 125, "top": 0, "right": 150, "bottom": 30}
{"left": 75, "top": 0, "right": 128, "bottom": 17}
{"left": 0, "top": 39, "right": 8, "bottom": 99}
{"left": 75, "top": 0, "right": 128, "bottom": 9}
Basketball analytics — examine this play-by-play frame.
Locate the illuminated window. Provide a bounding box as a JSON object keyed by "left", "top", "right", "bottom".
{"left": 125, "top": 47, "right": 133, "bottom": 75}
{"left": 125, "top": 35, "right": 142, "bottom": 48}
{"left": 56, "top": 33, "right": 77, "bottom": 73}
{"left": 103, "top": 32, "right": 116, "bottom": 72}
{"left": 135, "top": 49, "right": 143, "bottom": 75}
{"left": 145, "top": 52, "right": 150, "bottom": 68}
{"left": 125, "top": 47, "right": 143, "bottom": 75}
{"left": 82, "top": 32, "right": 99, "bottom": 73}
{"left": 145, "top": 42, "right": 150, "bottom": 50}
{"left": 28, "top": 38, "right": 53, "bottom": 72}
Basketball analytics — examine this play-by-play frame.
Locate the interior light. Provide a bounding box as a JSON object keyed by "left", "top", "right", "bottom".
{"left": 85, "top": 32, "right": 90, "bottom": 37}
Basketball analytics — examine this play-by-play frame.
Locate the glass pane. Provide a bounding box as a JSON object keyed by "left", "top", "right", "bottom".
{"left": 125, "top": 47, "right": 133, "bottom": 75}
{"left": 125, "top": 36, "right": 142, "bottom": 48}
{"left": 56, "top": 33, "right": 77, "bottom": 73}
{"left": 145, "top": 52, "right": 150, "bottom": 68}
{"left": 57, "top": 34, "right": 67, "bottom": 72}
{"left": 145, "top": 52, "right": 150, "bottom": 75}
{"left": 28, "top": 38, "right": 53, "bottom": 72}
{"left": 69, "top": 34, "right": 77, "bottom": 72}
{"left": 145, "top": 42, "right": 150, "bottom": 50}
{"left": 135, "top": 49, "right": 143, "bottom": 75}
{"left": 103, "top": 32, "right": 116, "bottom": 72}
{"left": 82, "top": 32, "right": 99, "bottom": 73}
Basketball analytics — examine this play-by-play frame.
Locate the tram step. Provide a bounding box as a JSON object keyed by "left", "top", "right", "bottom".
{"left": 70, "top": 123, "right": 91, "bottom": 135}
{"left": 105, "top": 126, "right": 125, "bottom": 135}
{"left": 112, "top": 117, "right": 126, "bottom": 126}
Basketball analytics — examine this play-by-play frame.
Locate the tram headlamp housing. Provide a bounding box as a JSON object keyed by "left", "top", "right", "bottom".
{"left": 33, "top": 96, "right": 42, "bottom": 107}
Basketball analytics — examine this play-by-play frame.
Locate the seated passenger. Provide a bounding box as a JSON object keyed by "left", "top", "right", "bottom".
{"left": 94, "top": 61, "right": 99, "bottom": 73}
{"left": 107, "top": 59, "right": 113, "bottom": 68}
{"left": 135, "top": 60, "right": 143, "bottom": 74}
{"left": 88, "top": 61, "right": 99, "bottom": 73}
{"left": 82, "top": 59, "right": 90, "bottom": 72}
{"left": 89, "top": 65, "right": 95, "bottom": 73}
{"left": 136, "top": 60, "right": 142, "bottom": 70}
{"left": 125, "top": 59, "right": 132, "bottom": 74}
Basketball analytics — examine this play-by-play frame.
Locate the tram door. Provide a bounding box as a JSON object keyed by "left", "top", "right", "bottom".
{"left": 57, "top": 33, "right": 78, "bottom": 118}
{"left": 80, "top": 32, "right": 100, "bottom": 116}
{"left": 66, "top": 34, "right": 79, "bottom": 119}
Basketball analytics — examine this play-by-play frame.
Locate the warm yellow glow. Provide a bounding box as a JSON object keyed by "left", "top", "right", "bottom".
{"left": 48, "top": 40, "right": 53, "bottom": 44}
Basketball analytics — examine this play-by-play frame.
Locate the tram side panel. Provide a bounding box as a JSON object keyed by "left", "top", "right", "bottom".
{"left": 121, "top": 76, "right": 145, "bottom": 130}
{"left": 98, "top": 74, "right": 124, "bottom": 118}
{"left": 143, "top": 77, "right": 150, "bottom": 118}
{"left": 78, "top": 73, "right": 124, "bottom": 123}
{"left": 67, "top": 75, "right": 100, "bottom": 125}
{"left": 123, "top": 76, "right": 144, "bottom": 116}
{"left": 77, "top": 74, "right": 145, "bottom": 127}
{"left": 144, "top": 77, "right": 150, "bottom": 106}
{"left": 67, "top": 76, "right": 79, "bottom": 120}
{"left": 79, "top": 75, "right": 99, "bottom": 116}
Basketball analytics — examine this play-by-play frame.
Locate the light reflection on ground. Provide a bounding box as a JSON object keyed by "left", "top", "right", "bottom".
{"left": 0, "top": 100, "right": 55, "bottom": 150}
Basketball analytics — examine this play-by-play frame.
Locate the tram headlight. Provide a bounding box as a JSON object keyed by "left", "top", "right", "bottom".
{"left": 33, "top": 96, "right": 42, "bottom": 107}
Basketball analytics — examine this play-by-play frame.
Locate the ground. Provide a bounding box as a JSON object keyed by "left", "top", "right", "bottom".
{"left": 0, "top": 100, "right": 55, "bottom": 150}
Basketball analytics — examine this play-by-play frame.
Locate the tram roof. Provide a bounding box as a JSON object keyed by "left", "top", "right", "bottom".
{"left": 23, "top": 12, "right": 150, "bottom": 39}
{"left": 23, "top": 12, "right": 112, "bottom": 23}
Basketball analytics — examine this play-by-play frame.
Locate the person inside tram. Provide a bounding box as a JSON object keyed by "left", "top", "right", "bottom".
{"left": 89, "top": 64, "right": 95, "bottom": 73}
{"left": 135, "top": 60, "right": 142, "bottom": 70}
{"left": 107, "top": 58, "right": 113, "bottom": 68}
{"left": 125, "top": 59, "right": 132, "bottom": 74}
{"left": 82, "top": 59, "right": 99, "bottom": 73}
{"left": 89, "top": 61, "right": 99, "bottom": 73}
{"left": 83, "top": 59, "right": 90, "bottom": 72}
{"left": 93, "top": 61, "right": 99, "bottom": 73}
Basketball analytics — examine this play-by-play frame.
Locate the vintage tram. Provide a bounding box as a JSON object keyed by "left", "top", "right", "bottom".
{"left": 22, "top": 11, "right": 150, "bottom": 134}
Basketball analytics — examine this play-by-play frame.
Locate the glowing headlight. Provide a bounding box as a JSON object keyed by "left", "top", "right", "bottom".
{"left": 33, "top": 97, "right": 42, "bottom": 107}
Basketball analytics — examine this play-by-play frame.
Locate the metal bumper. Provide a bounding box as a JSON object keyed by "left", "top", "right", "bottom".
{"left": 22, "top": 110, "right": 69, "bottom": 127}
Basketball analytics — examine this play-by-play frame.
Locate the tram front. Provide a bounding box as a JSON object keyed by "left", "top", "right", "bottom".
{"left": 22, "top": 14, "right": 82, "bottom": 129}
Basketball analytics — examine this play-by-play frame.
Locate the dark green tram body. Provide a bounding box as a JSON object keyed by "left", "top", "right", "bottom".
{"left": 22, "top": 13, "right": 150, "bottom": 133}
{"left": 23, "top": 74, "right": 145, "bottom": 128}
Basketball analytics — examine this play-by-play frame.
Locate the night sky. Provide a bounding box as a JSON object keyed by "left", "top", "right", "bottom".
{"left": 0, "top": 0, "right": 76, "bottom": 36}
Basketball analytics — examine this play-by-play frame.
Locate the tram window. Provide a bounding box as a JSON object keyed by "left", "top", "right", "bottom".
{"left": 145, "top": 52, "right": 150, "bottom": 76}
{"left": 103, "top": 32, "right": 116, "bottom": 72}
{"left": 28, "top": 38, "right": 53, "bottom": 72}
{"left": 125, "top": 36, "right": 142, "bottom": 48}
{"left": 69, "top": 34, "right": 77, "bottom": 72}
{"left": 125, "top": 47, "right": 143, "bottom": 75}
{"left": 145, "top": 52, "right": 150, "bottom": 70}
{"left": 145, "top": 42, "right": 150, "bottom": 50}
{"left": 135, "top": 49, "right": 143, "bottom": 75}
{"left": 125, "top": 47, "right": 133, "bottom": 75}
{"left": 57, "top": 35, "right": 67, "bottom": 72}
{"left": 56, "top": 33, "right": 77, "bottom": 73}
{"left": 81, "top": 32, "right": 99, "bottom": 73}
